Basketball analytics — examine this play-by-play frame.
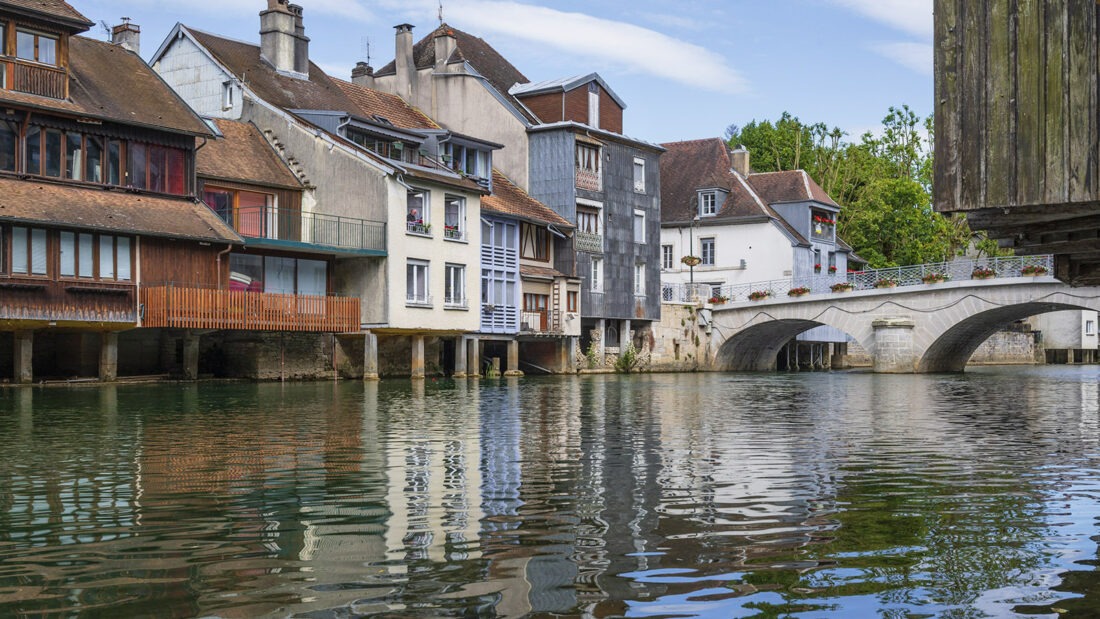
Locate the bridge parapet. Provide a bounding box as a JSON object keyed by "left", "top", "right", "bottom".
{"left": 662, "top": 255, "right": 1055, "bottom": 305}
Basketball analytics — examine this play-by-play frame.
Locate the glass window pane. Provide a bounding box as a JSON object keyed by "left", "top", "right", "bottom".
{"left": 78, "top": 233, "right": 93, "bottom": 277}
{"left": 31, "top": 228, "right": 46, "bottom": 275}
{"left": 16, "top": 31, "right": 34, "bottom": 60}
{"left": 99, "top": 235, "right": 114, "bottom": 279}
{"left": 128, "top": 142, "right": 146, "bottom": 189}
{"left": 116, "top": 237, "right": 131, "bottom": 281}
{"left": 38, "top": 35, "right": 56, "bottom": 65}
{"left": 107, "top": 141, "right": 121, "bottom": 186}
{"left": 296, "top": 259, "right": 326, "bottom": 296}
{"left": 165, "top": 148, "right": 186, "bottom": 195}
{"left": 265, "top": 256, "right": 296, "bottom": 294}
{"left": 43, "top": 129, "right": 61, "bottom": 177}
{"left": 0, "top": 121, "right": 15, "bottom": 172}
{"left": 85, "top": 136, "right": 103, "bottom": 183}
{"left": 147, "top": 145, "right": 166, "bottom": 193}
{"left": 59, "top": 231, "right": 74, "bottom": 277}
{"left": 228, "top": 253, "right": 263, "bottom": 291}
{"left": 65, "top": 132, "right": 82, "bottom": 180}
{"left": 25, "top": 126, "right": 41, "bottom": 175}
{"left": 12, "top": 227, "right": 28, "bottom": 274}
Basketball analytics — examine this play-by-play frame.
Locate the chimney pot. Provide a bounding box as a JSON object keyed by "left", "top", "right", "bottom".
{"left": 111, "top": 21, "right": 140, "bottom": 55}
{"left": 730, "top": 145, "right": 751, "bottom": 176}
{"left": 351, "top": 61, "right": 375, "bottom": 88}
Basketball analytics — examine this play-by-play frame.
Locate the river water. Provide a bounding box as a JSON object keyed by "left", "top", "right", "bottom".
{"left": 2, "top": 367, "right": 1100, "bottom": 618}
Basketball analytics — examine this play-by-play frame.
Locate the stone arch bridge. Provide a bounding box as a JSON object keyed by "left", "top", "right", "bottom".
{"left": 706, "top": 277, "right": 1100, "bottom": 373}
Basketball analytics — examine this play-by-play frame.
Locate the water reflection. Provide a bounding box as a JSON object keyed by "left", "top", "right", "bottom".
{"left": 0, "top": 367, "right": 1098, "bottom": 617}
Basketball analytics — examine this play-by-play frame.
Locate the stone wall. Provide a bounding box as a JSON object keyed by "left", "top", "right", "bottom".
{"left": 635, "top": 304, "right": 712, "bottom": 372}
{"left": 200, "top": 332, "right": 336, "bottom": 380}
{"left": 844, "top": 328, "right": 1041, "bottom": 368}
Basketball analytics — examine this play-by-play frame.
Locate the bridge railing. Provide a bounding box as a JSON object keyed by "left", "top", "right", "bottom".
{"left": 661, "top": 255, "right": 1054, "bottom": 304}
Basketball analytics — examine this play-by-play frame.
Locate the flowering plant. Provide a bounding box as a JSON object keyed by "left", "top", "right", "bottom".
{"left": 681, "top": 255, "right": 702, "bottom": 267}
{"left": 748, "top": 290, "right": 772, "bottom": 301}
{"left": 874, "top": 278, "right": 898, "bottom": 288}
{"left": 1021, "top": 265, "right": 1048, "bottom": 276}
{"left": 828, "top": 265, "right": 838, "bottom": 274}
{"left": 813, "top": 215, "right": 835, "bottom": 225}
{"left": 921, "top": 272, "right": 948, "bottom": 284}
{"left": 813, "top": 263, "right": 821, "bottom": 272}
{"left": 708, "top": 295, "right": 728, "bottom": 304}
{"left": 788, "top": 286, "right": 811, "bottom": 296}
{"left": 830, "top": 282, "right": 853, "bottom": 292}
{"left": 971, "top": 266, "right": 996, "bottom": 279}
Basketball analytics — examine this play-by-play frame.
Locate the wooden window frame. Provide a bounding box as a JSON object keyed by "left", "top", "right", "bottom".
{"left": 567, "top": 290, "right": 578, "bottom": 312}
{"left": 15, "top": 28, "right": 58, "bottom": 66}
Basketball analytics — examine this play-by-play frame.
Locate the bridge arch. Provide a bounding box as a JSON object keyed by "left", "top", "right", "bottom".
{"left": 714, "top": 318, "right": 874, "bottom": 372}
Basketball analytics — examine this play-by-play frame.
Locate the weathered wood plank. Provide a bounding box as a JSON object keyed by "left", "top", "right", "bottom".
{"left": 934, "top": 0, "right": 960, "bottom": 212}
{"left": 1015, "top": 0, "right": 1044, "bottom": 205}
{"left": 985, "top": 0, "right": 1015, "bottom": 207}
{"left": 1043, "top": 0, "right": 1066, "bottom": 204}
{"left": 1066, "top": 0, "right": 1098, "bottom": 202}
{"left": 958, "top": 0, "right": 985, "bottom": 211}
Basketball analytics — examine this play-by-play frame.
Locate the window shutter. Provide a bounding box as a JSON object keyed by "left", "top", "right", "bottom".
{"left": 31, "top": 228, "right": 47, "bottom": 275}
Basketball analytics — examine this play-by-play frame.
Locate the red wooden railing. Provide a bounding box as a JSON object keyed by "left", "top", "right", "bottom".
{"left": 142, "top": 286, "right": 360, "bottom": 332}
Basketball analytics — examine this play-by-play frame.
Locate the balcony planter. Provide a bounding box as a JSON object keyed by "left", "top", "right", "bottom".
{"left": 814, "top": 263, "right": 821, "bottom": 273}
{"left": 921, "top": 273, "right": 948, "bottom": 284}
{"left": 788, "top": 286, "right": 810, "bottom": 297}
{"left": 830, "top": 282, "right": 854, "bottom": 293}
{"left": 874, "top": 278, "right": 898, "bottom": 289}
{"left": 748, "top": 290, "right": 771, "bottom": 301}
{"left": 971, "top": 267, "right": 996, "bottom": 280}
{"left": 707, "top": 295, "right": 728, "bottom": 304}
{"left": 827, "top": 265, "right": 838, "bottom": 274}
{"left": 1021, "top": 265, "right": 1048, "bottom": 276}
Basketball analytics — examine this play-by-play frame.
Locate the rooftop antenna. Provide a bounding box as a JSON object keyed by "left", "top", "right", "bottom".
{"left": 361, "top": 36, "right": 371, "bottom": 66}
{"left": 438, "top": 1, "right": 444, "bottom": 25}
{"left": 99, "top": 20, "right": 110, "bottom": 39}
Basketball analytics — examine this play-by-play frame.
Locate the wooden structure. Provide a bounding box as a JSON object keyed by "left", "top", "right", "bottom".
{"left": 934, "top": 0, "right": 1100, "bottom": 285}
{"left": 142, "top": 286, "right": 360, "bottom": 332}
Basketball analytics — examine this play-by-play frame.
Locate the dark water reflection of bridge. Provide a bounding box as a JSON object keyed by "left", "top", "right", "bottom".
{"left": 2, "top": 371, "right": 1100, "bottom": 617}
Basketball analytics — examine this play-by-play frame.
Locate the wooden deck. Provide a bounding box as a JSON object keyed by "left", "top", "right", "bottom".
{"left": 142, "top": 286, "right": 361, "bottom": 332}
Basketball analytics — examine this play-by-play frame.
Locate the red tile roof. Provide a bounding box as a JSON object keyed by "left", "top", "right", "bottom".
{"left": 521, "top": 264, "right": 569, "bottom": 279}
{"left": 748, "top": 170, "right": 839, "bottom": 207}
{"left": 0, "top": 176, "right": 240, "bottom": 243}
{"left": 482, "top": 170, "right": 572, "bottom": 228}
{"left": 198, "top": 119, "right": 301, "bottom": 190}
{"left": 0, "top": 36, "right": 214, "bottom": 137}
{"left": 659, "top": 138, "right": 772, "bottom": 224}
{"left": 0, "top": 0, "right": 92, "bottom": 29}
{"left": 331, "top": 78, "right": 439, "bottom": 130}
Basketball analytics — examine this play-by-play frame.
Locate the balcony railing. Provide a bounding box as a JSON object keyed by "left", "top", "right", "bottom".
{"left": 6, "top": 59, "right": 67, "bottom": 99}
{"left": 142, "top": 285, "right": 360, "bottom": 332}
{"left": 575, "top": 231, "right": 603, "bottom": 253}
{"left": 576, "top": 167, "right": 601, "bottom": 191}
{"left": 443, "top": 226, "right": 465, "bottom": 241}
{"left": 406, "top": 293, "right": 432, "bottom": 307}
{"left": 521, "top": 310, "right": 549, "bottom": 333}
{"left": 406, "top": 221, "right": 431, "bottom": 236}
{"left": 214, "top": 206, "right": 385, "bottom": 253}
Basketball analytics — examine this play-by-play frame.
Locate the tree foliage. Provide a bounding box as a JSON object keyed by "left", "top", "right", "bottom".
{"left": 726, "top": 106, "right": 1008, "bottom": 268}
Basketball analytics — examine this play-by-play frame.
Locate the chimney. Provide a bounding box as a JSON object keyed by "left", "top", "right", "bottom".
{"left": 730, "top": 145, "right": 751, "bottom": 176}
{"left": 433, "top": 28, "right": 456, "bottom": 71}
{"left": 394, "top": 24, "right": 418, "bottom": 103}
{"left": 260, "top": 0, "right": 308, "bottom": 77}
{"left": 351, "top": 61, "right": 375, "bottom": 88}
{"left": 111, "top": 19, "right": 140, "bottom": 55}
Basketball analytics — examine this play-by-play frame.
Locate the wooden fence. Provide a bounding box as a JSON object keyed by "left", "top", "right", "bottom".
{"left": 142, "top": 286, "right": 360, "bottom": 332}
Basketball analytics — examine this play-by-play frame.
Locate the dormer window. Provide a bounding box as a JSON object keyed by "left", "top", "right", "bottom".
{"left": 444, "top": 143, "right": 490, "bottom": 182}
{"left": 16, "top": 29, "right": 58, "bottom": 65}
{"left": 811, "top": 210, "right": 836, "bottom": 241}
{"left": 699, "top": 191, "right": 718, "bottom": 216}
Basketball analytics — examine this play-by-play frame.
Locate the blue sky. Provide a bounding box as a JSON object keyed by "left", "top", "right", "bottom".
{"left": 70, "top": 0, "right": 932, "bottom": 144}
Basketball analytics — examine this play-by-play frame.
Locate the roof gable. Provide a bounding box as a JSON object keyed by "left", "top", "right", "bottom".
{"left": 198, "top": 119, "right": 302, "bottom": 190}
{"left": 482, "top": 169, "right": 572, "bottom": 228}
{"left": 510, "top": 72, "right": 627, "bottom": 110}
{"left": 747, "top": 170, "right": 839, "bottom": 208}
{"left": 659, "top": 138, "right": 772, "bottom": 223}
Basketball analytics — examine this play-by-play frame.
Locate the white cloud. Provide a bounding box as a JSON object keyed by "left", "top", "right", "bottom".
{"left": 873, "top": 41, "right": 932, "bottom": 75}
{"left": 382, "top": 0, "right": 746, "bottom": 94}
{"left": 89, "top": 0, "right": 375, "bottom": 23}
{"left": 830, "top": 0, "right": 932, "bottom": 40}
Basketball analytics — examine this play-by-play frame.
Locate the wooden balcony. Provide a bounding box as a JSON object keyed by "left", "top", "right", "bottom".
{"left": 4, "top": 59, "right": 68, "bottom": 99}
{"left": 0, "top": 277, "right": 137, "bottom": 326}
{"left": 142, "top": 286, "right": 360, "bottom": 332}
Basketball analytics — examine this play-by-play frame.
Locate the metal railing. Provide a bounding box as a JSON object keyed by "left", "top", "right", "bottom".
{"left": 576, "top": 167, "right": 601, "bottom": 191}
{"left": 661, "top": 254, "right": 1055, "bottom": 304}
{"left": 216, "top": 206, "right": 385, "bottom": 252}
{"left": 576, "top": 231, "right": 603, "bottom": 253}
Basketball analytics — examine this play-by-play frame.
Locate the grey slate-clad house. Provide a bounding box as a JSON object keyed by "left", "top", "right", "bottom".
{"left": 369, "top": 24, "right": 664, "bottom": 362}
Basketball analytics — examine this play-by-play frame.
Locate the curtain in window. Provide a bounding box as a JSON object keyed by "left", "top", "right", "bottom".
{"left": 60, "top": 232, "right": 75, "bottom": 277}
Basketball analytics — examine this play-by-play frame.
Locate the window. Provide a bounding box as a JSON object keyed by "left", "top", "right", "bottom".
{"left": 701, "top": 238, "right": 715, "bottom": 266}
{"left": 662, "top": 245, "right": 673, "bottom": 270}
{"left": 588, "top": 82, "right": 600, "bottom": 129}
{"left": 406, "top": 190, "right": 429, "bottom": 234}
{"left": 444, "top": 143, "right": 490, "bottom": 181}
{"left": 523, "top": 293, "right": 548, "bottom": 312}
{"left": 633, "top": 157, "right": 646, "bottom": 193}
{"left": 575, "top": 142, "right": 601, "bottom": 190}
{"left": 591, "top": 257, "right": 603, "bottom": 292}
{"left": 126, "top": 143, "right": 186, "bottom": 194}
{"left": 1086, "top": 320, "right": 1096, "bottom": 336}
{"left": 202, "top": 187, "right": 274, "bottom": 238}
{"left": 16, "top": 29, "right": 58, "bottom": 65}
{"left": 227, "top": 254, "right": 326, "bottom": 295}
{"left": 567, "top": 290, "right": 578, "bottom": 313}
{"left": 222, "top": 81, "right": 235, "bottom": 110}
{"left": 0, "top": 120, "right": 15, "bottom": 172}
{"left": 60, "top": 231, "right": 105, "bottom": 278}
{"left": 700, "top": 191, "right": 717, "bottom": 216}
{"left": 634, "top": 263, "right": 646, "bottom": 295}
{"left": 11, "top": 227, "right": 47, "bottom": 275}
{"left": 633, "top": 209, "right": 646, "bottom": 243}
{"left": 577, "top": 207, "right": 600, "bottom": 234}
{"left": 445, "top": 263, "right": 466, "bottom": 307}
{"left": 520, "top": 223, "right": 550, "bottom": 261}
{"left": 444, "top": 195, "right": 465, "bottom": 240}
{"left": 828, "top": 252, "right": 837, "bottom": 272}
{"left": 64, "top": 132, "right": 82, "bottom": 181}
{"left": 407, "top": 260, "right": 430, "bottom": 305}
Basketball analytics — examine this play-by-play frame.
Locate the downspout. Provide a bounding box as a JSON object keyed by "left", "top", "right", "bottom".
{"left": 216, "top": 244, "right": 232, "bottom": 290}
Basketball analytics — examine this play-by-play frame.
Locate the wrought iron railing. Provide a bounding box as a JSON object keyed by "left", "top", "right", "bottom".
{"left": 576, "top": 167, "right": 601, "bottom": 191}
{"left": 443, "top": 226, "right": 464, "bottom": 241}
{"left": 661, "top": 254, "right": 1056, "bottom": 304}
{"left": 215, "top": 206, "right": 385, "bottom": 252}
{"left": 576, "top": 231, "right": 603, "bottom": 253}
{"left": 521, "top": 310, "right": 549, "bottom": 332}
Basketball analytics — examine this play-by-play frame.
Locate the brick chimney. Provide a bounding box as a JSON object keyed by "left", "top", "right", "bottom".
{"left": 111, "top": 19, "right": 140, "bottom": 55}
{"left": 351, "top": 61, "right": 375, "bottom": 88}
{"left": 730, "top": 145, "right": 750, "bottom": 176}
{"left": 433, "top": 28, "right": 456, "bottom": 71}
{"left": 394, "top": 24, "right": 418, "bottom": 103}
{"left": 260, "top": 0, "right": 309, "bottom": 77}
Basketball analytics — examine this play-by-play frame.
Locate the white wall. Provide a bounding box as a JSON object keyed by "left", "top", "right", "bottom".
{"left": 660, "top": 221, "right": 793, "bottom": 291}
{"left": 1032, "top": 310, "right": 1099, "bottom": 350}
{"left": 153, "top": 33, "right": 243, "bottom": 120}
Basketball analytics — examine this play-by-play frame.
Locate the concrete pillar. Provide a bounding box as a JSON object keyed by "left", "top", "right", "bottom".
{"left": 504, "top": 339, "right": 523, "bottom": 377}
{"left": 182, "top": 331, "right": 199, "bottom": 380}
{"left": 831, "top": 342, "right": 849, "bottom": 369}
{"left": 411, "top": 335, "right": 425, "bottom": 379}
{"left": 364, "top": 333, "right": 379, "bottom": 380}
{"left": 454, "top": 337, "right": 468, "bottom": 378}
{"left": 559, "top": 337, "right": 577, "bottom": 373}
{"left": 620, "top": 319, "right": 632, "bottom": 351}
{"left": 467, "top": 336, "right": 480, "bottom": 378}
{"left": 872, "top": 317, "right": 917, "bottom": 374}
{"left": 596, "top": 318, "right": 607, "bottom": 366}
{"left": 13, "top": 330, "right": 33, "bottom": 384}
{"left": 99, "top": 332, "right": 118, "bottom": 382}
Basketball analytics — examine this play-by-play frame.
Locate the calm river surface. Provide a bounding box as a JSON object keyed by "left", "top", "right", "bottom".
{"left": 2, "top": 367, "right": 1100, "bottom": 618}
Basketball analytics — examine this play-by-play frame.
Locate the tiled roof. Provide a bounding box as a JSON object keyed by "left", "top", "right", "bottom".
{"left": 375, "top": 24, "right": 537, "bottom": 123}
{"left": 659, "top": 138, "right": 772, "bottom": 224}
{"left": 0, "top": 177, "right": 241, "bottom": 243}
{"left": 482, "top": 170, "right": 572, "bottom": 228}
{"left": 0, "top": 37, "right": 214, "bottom": 137}
{"left": 748, "top": 170, "right": 839, "bottom": 207}
{"left": 521, "top": 264, "right": 569, "bottom": 279}
{"left": 0, "top": 0, "right": 92, "bottom": 29}
{"left": 198, "top": 119, "right": 301, "bottom": 190}
{"left": 330, "top": 78, "right": 439, "bottom": 130}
